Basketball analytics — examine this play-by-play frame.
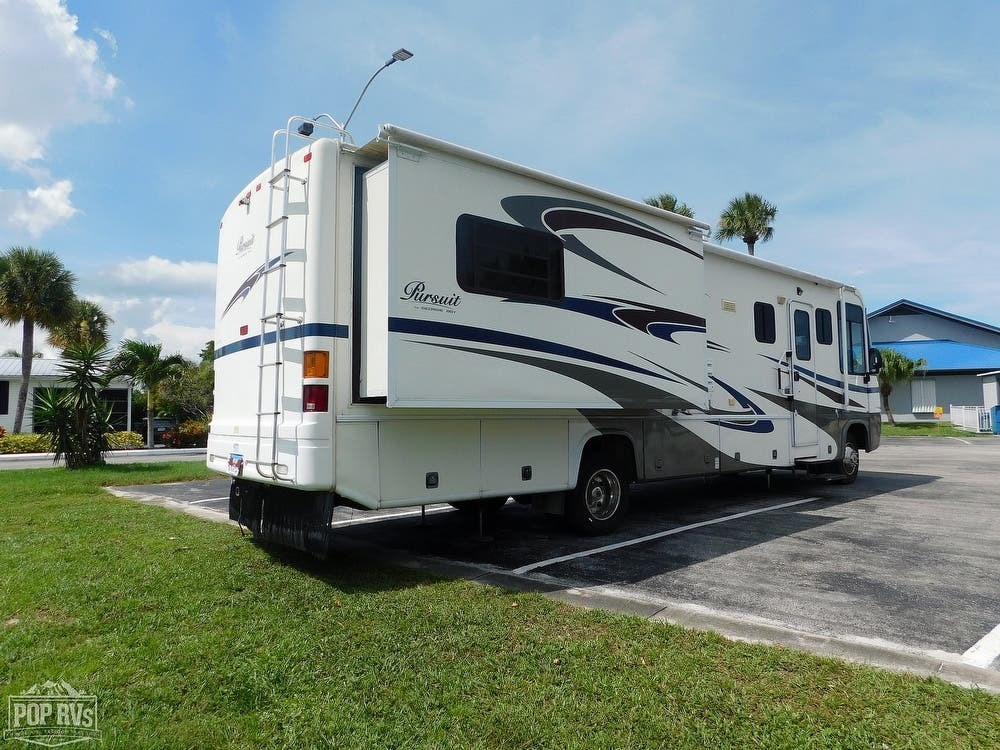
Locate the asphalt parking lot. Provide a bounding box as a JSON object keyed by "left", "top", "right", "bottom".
{"left": 115, "top": 436, "right": 1000, "bottom": 686}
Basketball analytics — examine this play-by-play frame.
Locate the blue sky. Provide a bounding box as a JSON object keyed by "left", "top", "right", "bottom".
{"left": 1, "top": 0, "right": 999, "bottom": 357}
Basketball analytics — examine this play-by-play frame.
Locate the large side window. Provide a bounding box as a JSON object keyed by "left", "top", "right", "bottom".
{"left": 815, "top": 308, "right": 833, "bottom": 345}
{"left": 0, "top": 380, "right": 8, "bottom": 415}
{"left": 838, "top": 302, "right": 868, "bottom": 374}
{"left": 753, "top": 302, "right": 776, "bottom": 344}
{"left": 456, "top": 214, "right": 564, "bottom": 301}
{"left": 793, "top": 309, "right": 812, "bottom": 360}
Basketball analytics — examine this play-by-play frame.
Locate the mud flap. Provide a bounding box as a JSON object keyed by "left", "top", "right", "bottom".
{"left": 229, "top": 480, "right": 335, "bottom": 558}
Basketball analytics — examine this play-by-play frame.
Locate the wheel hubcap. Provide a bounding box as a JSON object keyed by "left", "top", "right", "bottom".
{"left": 843, "top": 445, "right": 859, "bottom": 475}
{"left": 585, "top": 469, "right": 621, "bottom": 521}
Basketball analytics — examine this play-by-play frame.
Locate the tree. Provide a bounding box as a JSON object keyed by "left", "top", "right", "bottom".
{"left": 32, "top": 342, "right": 114, "bottom": 468}
{"left": 0, "top": 246, "right": 76, "bottom": 432}
{"left": 2, "top": 349, "right": 43, "bottom": 358}
{"left": 876, "top": 348, "right": 927, "bottom": 425}
{"left": 48, "top": 299, "right": 113, "bottom": 351}
{"left": 715, "top": 193, "right": 778, "bottom": 256}
{"left": 110, "top": 340, "right": 187, "bottom": 448}
{"left": 644, "top": 193, "right": 695, "bottom": 218}
{"left": 160, "top": 341, "right": 215, "bottom": 423}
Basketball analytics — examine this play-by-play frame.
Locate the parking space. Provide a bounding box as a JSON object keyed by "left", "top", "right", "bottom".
{"left": 116, "top": 437, "right": 1000, "bottom": 677}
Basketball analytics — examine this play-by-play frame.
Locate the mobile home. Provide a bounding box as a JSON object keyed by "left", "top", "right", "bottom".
{"left": 208, "top": 117, "right": 882, "bottom": 554}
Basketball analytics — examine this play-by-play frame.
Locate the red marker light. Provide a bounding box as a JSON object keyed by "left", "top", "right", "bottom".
{"left": 255, "top": 183, "right": 261, "bottom": 192}
{"left": 303, "top": 384, "right": 328, "bottom": 412}
{"left": 239, "top": 324, "right": 249, "bottom": 336}
{"left": 304, "top": 152, "right": 312, "bottom": 163}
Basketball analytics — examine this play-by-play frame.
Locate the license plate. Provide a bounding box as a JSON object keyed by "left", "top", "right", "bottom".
{"left": 227, "top": 453, "right": 244, "bottom": 477}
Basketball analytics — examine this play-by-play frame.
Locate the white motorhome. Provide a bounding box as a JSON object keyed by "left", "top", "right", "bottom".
{"left": 208, "top": 116, "right": 882, "bottom": 554}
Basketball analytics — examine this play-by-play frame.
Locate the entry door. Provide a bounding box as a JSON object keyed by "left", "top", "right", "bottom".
{"left": 788, "top": 301, "right": 818, "bottom": 449}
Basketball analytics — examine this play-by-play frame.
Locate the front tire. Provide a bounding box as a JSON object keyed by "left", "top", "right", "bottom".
{"left": 835, "top": 440, "right": 860, "bottom": 484}
{"left": 568, "top": 457, "right": 630, "bottom": 534}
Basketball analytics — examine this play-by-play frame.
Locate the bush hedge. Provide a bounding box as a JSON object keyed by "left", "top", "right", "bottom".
{"left": 0, "top": 433, "right": 55, "bottom": 454}
{"left": 107, "top": 431, "right": 145, "bottom": 450}
{"left": 163, "top": 419, "right": 209, "bottom": 448}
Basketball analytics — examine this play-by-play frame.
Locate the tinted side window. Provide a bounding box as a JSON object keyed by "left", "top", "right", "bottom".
{"left": 815, "top": 308, "right": 833, "bottom": 345}
{"left": 456, "top": 214, "right": 564, "bottom": 301}
{"left": 0, "top": 380, "right": 8, "bottom": 415}
{"left": 837, "top": 302, "right": 868, "bottom": 374}
{"left": 794, "top": 309, "right": 812, "bottom": 360}
{"left": 753, "top": 302, "right": 776, "bottom": 344}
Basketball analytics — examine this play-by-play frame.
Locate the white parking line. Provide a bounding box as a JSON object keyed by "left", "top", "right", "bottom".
{"left": 331, "top": 506, "right": 453, "bottom": 528}
{"left": 512, "top": 496, "right": 823, "bottom": 575}
{"left": 948, "top": 436, "right": 972, "bottom": 445}
{"left": 962, "top": 623, "right": 1000, "bottom": 668}
{"left": 188, "top": 496, "right": 229, "bottom": 505}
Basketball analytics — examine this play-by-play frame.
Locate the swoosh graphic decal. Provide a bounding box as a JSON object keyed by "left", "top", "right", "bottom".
{"left": 222, "top": 253, "right": 289, "bottom": 318}
{"left": 410, "top": 340, "right": 697, "bottom": 410}
{"left": 709, "top": 375, "right": 775, "bottom": 433}
{"left": 501, "top": 195, "right": 702, "bottom": 293}
{"left": 502, "top": 295, "right": 705, "bottom": 343}
{"left": 388, "top": 316, "right": 668, "bottom": 382}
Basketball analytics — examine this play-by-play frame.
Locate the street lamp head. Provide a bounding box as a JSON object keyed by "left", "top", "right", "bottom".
{"left": 391, "top": 48, "right": 414, "bottom": 63}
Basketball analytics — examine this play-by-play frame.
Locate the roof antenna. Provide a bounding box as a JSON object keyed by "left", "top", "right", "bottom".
{"left": 341, "top": 48, "right": 414, "bottom": 134}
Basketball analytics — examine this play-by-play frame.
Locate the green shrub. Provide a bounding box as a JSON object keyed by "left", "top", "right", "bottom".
{"left": 0, "top": 433, "right": 54, "bottom": 454}
{"left": 107, "top": 431, "right": 145, "bottom": 450}
{"left": 164, "top": 419, "right": 209, "bottom": 448}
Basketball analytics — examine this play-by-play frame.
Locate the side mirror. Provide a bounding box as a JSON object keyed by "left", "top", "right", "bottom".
{"left": 868, "top": 348, "right": 883, "bottom": 374}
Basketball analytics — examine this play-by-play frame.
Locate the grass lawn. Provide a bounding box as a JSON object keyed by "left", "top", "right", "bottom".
{"left": 2, "top": 463, "right": 997, "bottom": 749}
{"left": 881, "top": 421, "right": 995, "bottom": 438}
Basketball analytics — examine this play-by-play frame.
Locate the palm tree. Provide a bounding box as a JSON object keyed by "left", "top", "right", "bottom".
{"left": 111, "top": 340, "right": 187, "bottom": 448}
{"left": 33, "top": 342, "right": 114, "bottom": 468}
{"left": 48, "top": 299, "right": 113, "bottom": 351}
{"left": 0, "top": 246, "right": 76, "bottom": 433}
{"left": 715, "top": 193, "right": 778, "bottom": 256}
{"left": 876, "top": 349, "right": 927, "bottom": 426}
{"left": 644, "top": 193, "right": 695, "bottom": 218}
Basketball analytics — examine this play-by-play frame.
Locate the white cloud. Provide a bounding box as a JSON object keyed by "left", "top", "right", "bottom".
{"left": 9, "top": 180, "right": 79, "bottom": 236}
{"left": 0, "top": 0, "right": 121, "bottom": 235}
{"left": 95, "top": 27, "right": 118, "bottom": 56}
{"left": 110, "top": 256, "right": 217, "bottom": 295}
{"left": 0, "top": 124, "right": 45, "bottom": 164}
{"left": 141, "top": 320, "right": 214, "bottom": 359}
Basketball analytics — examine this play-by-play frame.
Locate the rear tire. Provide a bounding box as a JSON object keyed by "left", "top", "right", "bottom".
{"left": 835, "top": 440, "right": 860, "bottom": 484}
{"left": 567, "top": 456, "right": 630, "bottom": 534}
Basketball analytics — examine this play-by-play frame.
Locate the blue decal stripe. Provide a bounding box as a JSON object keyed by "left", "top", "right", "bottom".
{"left": 389, "top": 317, "right": 667, "bottom": 381}
{"left": 793, "top": 364, "right": 878, "bottom": 394}
{"left": 760, "top": 355, "right": 878, "bottom": 394}
{"left": 215, "top": 323, "right": 349, "bottom": 359}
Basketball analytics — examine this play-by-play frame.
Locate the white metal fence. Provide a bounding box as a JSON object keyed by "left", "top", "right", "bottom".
{"left": 950, "top": 405, "right": 993, "bottom": 433}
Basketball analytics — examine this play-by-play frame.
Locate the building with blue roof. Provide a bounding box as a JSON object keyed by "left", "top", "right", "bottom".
{"left": 868, "top": 300, "right": 1000, "bottom": 421}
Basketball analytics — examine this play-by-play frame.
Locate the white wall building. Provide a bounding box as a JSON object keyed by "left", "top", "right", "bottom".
{"left": 0, "top": 358, "right": 132, "bottom": 434}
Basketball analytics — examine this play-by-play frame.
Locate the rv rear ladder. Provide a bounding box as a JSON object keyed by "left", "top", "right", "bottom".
{"left": 253, "top": 120, "right": 317, "bottom": 482}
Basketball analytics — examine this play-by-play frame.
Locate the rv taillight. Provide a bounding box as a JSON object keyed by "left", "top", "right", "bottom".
{"left": 303, "top": 350, "right": 329, "bottom": 378}
{"left": 303, "top": 385, "right": 329, "bottom": 412}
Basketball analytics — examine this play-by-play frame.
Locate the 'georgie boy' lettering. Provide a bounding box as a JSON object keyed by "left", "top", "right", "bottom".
{"left": 400, "top": 281, "right": 461, "bottom": 307}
